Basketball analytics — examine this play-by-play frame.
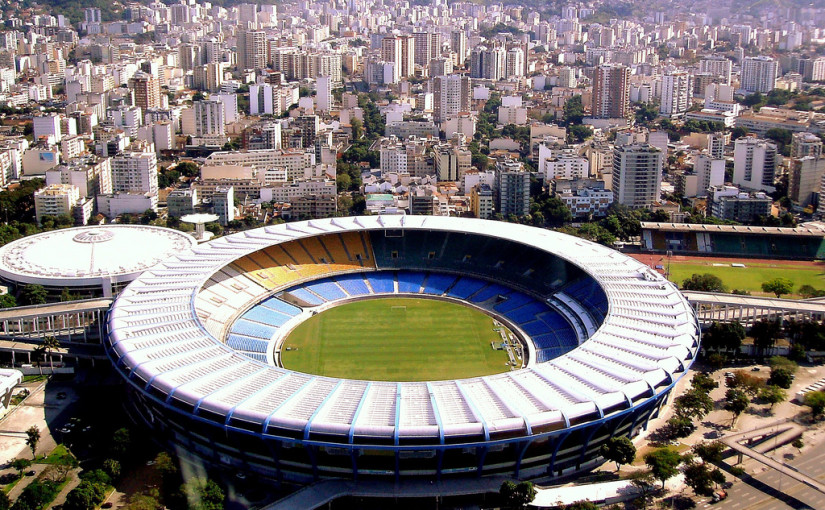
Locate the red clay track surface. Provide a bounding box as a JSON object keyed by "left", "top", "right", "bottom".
{"left": 628, "top": 253, "right": 824, "bottom": 269}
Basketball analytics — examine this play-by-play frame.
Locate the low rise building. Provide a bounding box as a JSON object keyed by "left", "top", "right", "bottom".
{"left": 709, "top": 186, "right": 772, "bottom": 223}
{"left": 558, "top": 187, "right": 613, "bottom": 218}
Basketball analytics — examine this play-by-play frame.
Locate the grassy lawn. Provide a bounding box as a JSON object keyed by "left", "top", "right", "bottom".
{"left": 36, "top": 444, "right": 73, "bottom": 465}
{"left": 281, "top": 297, "right": 510, "bottom": 381}
{"left": 667, "top": 261, "right": 825, "bottom": 298}
{"left": 1, "top": 474, "right": 21, "bottom": 494}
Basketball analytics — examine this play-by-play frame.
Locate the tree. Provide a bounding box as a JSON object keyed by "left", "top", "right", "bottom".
{"left": 629, "top": 470, "right": 656, "bottom": 509}
{"left": 691, "top": 372, "right": 718, "bottom": 393}
{"left": 673, "top": 389, "right": 714, "bottom": 420}
{"left": 174, "top": 162, "right": 200, "bottom": 178}
{"left": 693, "top": 441, "right": 725, "bottom": 464}
{"left": 805, "top": 391, "right": 825, "bottom": 420}
{"left": 42, "top": 335, "right": 60, "bottom": 372}
{"left": 666, "top": 415, "right": 695, "bottom": 438}
{"left": 64, "top": 479, "right": 107, "bottom": 510}
{"left": 683, "top": 460, "right": 715, "bottom": 496}
{"left": 19, "top": 284, "right": 47, "bottom": 306}
{"left": 702, "top": 321, "right": 746, "bottom": 352}
{"left": 123, "top": 493, "right": 161, "bottom": 510}
{"left": 10, "top": 458, "right": 31, "bottom": 478}
{"left": 681, "top": 273, "right": 725, "bottom": 292}
{"left": 791, "top": 438, "right": 804, "bottom": 453}
{"left": 767, "top": 367, "right": 794, "bottom": 389}
{"left": 140, "top": 209, "right": 158, "bottom": 225}
{"left": 749, "top": 319, "right": 783, "bottom": 352}
{"left": 726, "top": 370, "right": 764, "bottom": 396}
{"left": 724, "top": 389, "right": 750, "bottom": 426}
{"left": 154, "top": 451, "right": 178, "bottom": 481}
{"left": 181, "top": 478, "right": 225, "bottom": 510}
{"left": 110, "top": 428, "right": 132, "bottom": 459}
{"left": 799, "top": 284, "right": 825, "bottom": 299}
{"left": 49, "top": 453, "right": 79, "bottom": 483}
{"left": 568, "top": 124, "right": 593, "bottom": 143}
{"left": 562, "top": 501, "right": 599, "bottom": 510}
{"left": 0, "top": 293, "right": 16, "bottom": 308}
{"left": 762, "top": 278, "right": 794, "bottom": 298}
{"left": 350, "top": 118, "right": 363, "bottom": 140}
{"left": 25, "top": 426, "right": 40, "bottom": 459}
{"left": 644, "top": 448, "right": 682, "bottom": 489}
{"left": 32, "top": 345, "right": 46, "bottom": 376}
{"left": 0, "top": 492, "right": 8, "bottom": 510}
{"left": 599, "top": 436, "right": 636, "bottom": 471}
{"left": 103, "top": 458, "right": 121, "bottom": 480}
{"left": 499, "top": 481, "right": 536, "bottom": 508}
{"left": 568, "top": 223, "right": 616, "bottom": 246}
{"left": 758, "top": 385, "right": 786, "bottom": 411}
{"left": 562, "top": 95, "right": 584, "bottom": 126}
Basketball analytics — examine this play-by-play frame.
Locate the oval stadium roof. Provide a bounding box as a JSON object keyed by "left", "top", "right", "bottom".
{"left": 107, "top": 216, "right": 700, "bottom": 443}
{"left": 0, "top": 225, "right": 196, "bottom": 286}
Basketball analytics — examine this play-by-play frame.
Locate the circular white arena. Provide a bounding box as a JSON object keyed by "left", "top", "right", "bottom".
{"left": 106, "top": 216, "right": 700, "bottom": 485}
{"left": 0, "top": 225, "right": 196, "bottom": 297}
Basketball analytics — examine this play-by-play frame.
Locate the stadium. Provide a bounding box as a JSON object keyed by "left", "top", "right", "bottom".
{"left": 105, "top": 216, "right": 699, "bottom": 485}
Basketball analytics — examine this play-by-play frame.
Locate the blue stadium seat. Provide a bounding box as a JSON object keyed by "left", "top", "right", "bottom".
{"left": 519, "top": 320, "right": 549, "bottom": 336}
{"left": 505, "top": 302, "right": 549, "bottom": 324}
{"left": 494, "top": 293, "right": 533, "bottom": 313}
{"left": 242, "top": 306, "right": 290, "bottom": 327}
{"left": 259, "top": 298, "right": 302, "bottom": 317}
{"left": 535, "top": 347, "right": 568, "bottom": 363}
{"left": 230, "top": 319, "right": 278, "bottom": 340}
{"left": 227, "top": 334, "right": 269, "bottom": 353}
{"left": 305, "top": 280, "right": 347, "bottom": 301}
{"left": 397, "top": 271, "right": 426, "bottom": 293}
{"left": 447, "top": 277, "right": 488, "bottom": 299}
{"left": 470, "top": 284, "right": 510, "bottom": 303}
{"left": 422, "top": 273, "right": 458, "bottom": 295}
{"left": 367, "top": 272, "right": 395, "bottom": 293}
{"left": 334, "top": 274, "right": 370, "bottom": 296}
{"left": 287, "top": 288, "right": 325, "bottom": 306}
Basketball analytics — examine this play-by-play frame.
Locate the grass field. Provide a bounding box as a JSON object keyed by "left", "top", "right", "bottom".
{"left": 280, "top": 297, "right": 511, "bottom": 381}
{"left": 661, "top": 259, "right": 825, "bottom": 298}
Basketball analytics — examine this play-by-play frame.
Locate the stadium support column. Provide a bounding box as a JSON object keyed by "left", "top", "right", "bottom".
{"left": 308, "top": 445, "right": 319, "bottom": 480}
{"left": 351, "top": 448, "right": 358, "bottom": 481}
{"left": 577, "top": 421, "right": 604, "bottom": 468}
{"left": 514, "top": 439, "right": 532, "bottom": 478}
{"left": 549, "top": 431, "right": 571, "bottom": 477}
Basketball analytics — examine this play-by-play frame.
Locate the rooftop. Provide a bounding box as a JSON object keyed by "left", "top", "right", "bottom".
{"left": 0, "top": 225, "right": 195, "bottom": 283}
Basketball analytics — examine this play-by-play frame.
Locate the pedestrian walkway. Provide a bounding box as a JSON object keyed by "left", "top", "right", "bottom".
{"left": 259, "top": 476, "right": 509, "bottom": 510}
{"left": 720, "top": 421, "right": 825, "bottom": 495}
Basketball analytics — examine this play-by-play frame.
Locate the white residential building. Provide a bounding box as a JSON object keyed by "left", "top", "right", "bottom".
{"left": 732, "top": 137, "right": 777, "bottom": 192}
{"left": 740, "top": 56, "right": 778, "bottom": 94}
{"left": 659, "top": 71, "right": 691, "bottom": 117}
{"left": 34, "top": 184, "right": 79, "bottom": 224}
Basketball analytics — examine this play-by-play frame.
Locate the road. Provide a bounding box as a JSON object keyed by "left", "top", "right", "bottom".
{"left": 712, "top": 442, "right": 825, "bottom": 510}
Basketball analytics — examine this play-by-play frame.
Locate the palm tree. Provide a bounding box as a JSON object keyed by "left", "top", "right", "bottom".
{"left": 31, "top": 345, "right": 46, "bottom": 376}
{"left": 42, "top": 336, "right": 60, "bottom": 372}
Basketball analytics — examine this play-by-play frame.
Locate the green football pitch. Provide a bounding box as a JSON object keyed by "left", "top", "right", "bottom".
{"left": 665, "top": 260, "right": 825, "bottom": 298}
{"left": 280, "top": 297, "right": 512, "bottom": 381}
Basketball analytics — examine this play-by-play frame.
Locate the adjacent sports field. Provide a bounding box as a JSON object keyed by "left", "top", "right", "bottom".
{"left": 280, "top": 297, "right": 511, "bottom": 381}
{"left": 630, "top": 254, "right": 825, "bottom": 298}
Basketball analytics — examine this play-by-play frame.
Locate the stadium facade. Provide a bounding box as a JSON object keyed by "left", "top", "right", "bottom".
{"left": 106, "top": 216, "right": 699, "bottom": 484}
